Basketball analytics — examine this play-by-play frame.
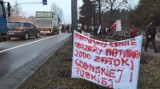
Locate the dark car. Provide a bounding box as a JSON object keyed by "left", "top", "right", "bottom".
{"left": 7, "top": 21, "right": 40, "bottom": 40}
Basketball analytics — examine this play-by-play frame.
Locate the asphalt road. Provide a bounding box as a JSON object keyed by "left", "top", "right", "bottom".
{"left": 0, "top": 32, "right": 71, "bottom": 89}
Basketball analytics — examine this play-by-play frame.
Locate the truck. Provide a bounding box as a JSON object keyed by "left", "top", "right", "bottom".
{"left": 35, "top": 11, "right": 59, "bottom": 35}
{"left": 0, "top": 0, "right": 11, "bottom": 42}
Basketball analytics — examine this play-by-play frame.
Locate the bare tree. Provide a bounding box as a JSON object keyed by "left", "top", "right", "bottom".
{"left": 101, "top": 0, "right": 128, "bottom": 11}
{"left": 9, "top": 0, "right": 27, "bottom": 22}
{"left": 100, "top": 0, "right": 129, "bottom": 25}
{"left": 50, "top": 3, "right": 64, "bottom": 23}
{"left": 12, "top": 0, "right": 22, "bottom": 16}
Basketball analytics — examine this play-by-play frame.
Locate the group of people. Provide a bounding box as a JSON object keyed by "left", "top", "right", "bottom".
{"left": 130, "top": 23, "right": 159, "bottom": 53}
{"left": 77, "top": 25, "right": 114, "bottom": 39}
{"left": 78, "top": 23, "right": 159, "bottom": 53}
{"left": 92, "top": 26, "right": 113, "bottom": 39}
{"left": 60, "top": 25, "right": 71, "bottom": 33}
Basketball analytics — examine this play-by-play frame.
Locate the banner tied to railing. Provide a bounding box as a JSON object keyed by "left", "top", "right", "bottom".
{"left": 72, "top": 30, "right": 143, "bottom": 89}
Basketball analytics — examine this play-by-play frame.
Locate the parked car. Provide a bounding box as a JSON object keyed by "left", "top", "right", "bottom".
{"left": 7, "top": 21, "right": 40, "bottom": 40}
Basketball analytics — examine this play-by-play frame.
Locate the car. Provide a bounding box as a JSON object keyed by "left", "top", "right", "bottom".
{"left": 7, "top": 21, "right": 41, "bottom": 40}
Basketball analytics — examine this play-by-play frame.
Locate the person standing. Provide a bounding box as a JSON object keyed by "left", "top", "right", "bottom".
{"left": 66, "top": 25, "right": 70, "bottom": 33}
{"left": 144, "top": 22, "right": 159, "bottom": 53}
{"left": 130, "top": 25, "right": 137, "bottom": 38}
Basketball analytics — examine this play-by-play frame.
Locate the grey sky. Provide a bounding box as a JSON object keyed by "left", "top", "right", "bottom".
{"left": 4, "top": 0, "right": 83, "bottom": 24}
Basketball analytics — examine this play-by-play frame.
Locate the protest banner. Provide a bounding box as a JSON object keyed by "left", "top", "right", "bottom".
{"left": 110, "top": 20, "right": 121, "bottom": 31}
{"left": 72, "top": 30, "right": 143, "bottom": 89}
{"left": 82, "top": 31, "right": 91, "bottom": 37}
{"left": 116, "top": 20, "right": 122, "bottom": 31}
{"left": 97, "top": 25, "right": 101, "bottom": 34}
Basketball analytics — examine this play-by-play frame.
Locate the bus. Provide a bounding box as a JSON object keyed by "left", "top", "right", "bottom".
{"left": 0, "top": 0, "right": 10, "bottom": 42}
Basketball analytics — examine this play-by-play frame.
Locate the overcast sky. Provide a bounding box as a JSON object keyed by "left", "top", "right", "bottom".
{"left": 4, "top": 0, "right": 83, "bottom": 24}
{"left": 4, "top": 0, "right": 139, "bottom": 24}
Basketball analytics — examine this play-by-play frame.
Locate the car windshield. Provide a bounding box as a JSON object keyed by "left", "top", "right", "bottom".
{"left": 8, "top": 22, "right": 21, "bottom": 27}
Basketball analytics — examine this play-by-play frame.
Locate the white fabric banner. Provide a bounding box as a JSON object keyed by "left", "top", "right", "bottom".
{"left": 97, "top": 25, "right": 101, "bottom": 34}
{"left": 116, "top": 20, "right": 122, "bottom": 31}
{"left": 82, "top": 31, "right": 91, "bottom": 37}
{"left": 72, "top": 30, "right": 143, "bottom": 89}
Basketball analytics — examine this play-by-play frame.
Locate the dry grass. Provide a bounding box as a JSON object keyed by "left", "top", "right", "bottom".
{"left": 139, "top": 53, "right": 160, "bottom": 89}
{"left": 17, "top": 36, "right": 160, "bottom": 89}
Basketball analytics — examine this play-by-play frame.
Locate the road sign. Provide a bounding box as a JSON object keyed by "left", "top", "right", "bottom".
{"left": 42, "top": 0, "right": 47, "bottom": 5}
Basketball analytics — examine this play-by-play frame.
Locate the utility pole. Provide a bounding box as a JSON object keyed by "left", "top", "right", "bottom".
{"left": 71, "top": 0, "right": 78, "bottom": 31}
{"left": 98, "top": 0, "right": 101, "bottom": 26}
{"left": 93, "top": 0, "right": 96, "bottom": 26}
{"left": 71, "top": 0, "right": 77, "bottom": 51}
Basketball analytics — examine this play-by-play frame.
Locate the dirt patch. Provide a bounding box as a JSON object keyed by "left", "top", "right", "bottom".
{"left": 140, "top": 53, "right": 153, "bottom": 64}
{"left": 16, "top": 36, "right": 160, "bottom": 89}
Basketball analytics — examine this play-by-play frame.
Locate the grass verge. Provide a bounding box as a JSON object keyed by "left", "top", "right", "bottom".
{"left": 17, "top": 36, "right": 160, "bottom": 89}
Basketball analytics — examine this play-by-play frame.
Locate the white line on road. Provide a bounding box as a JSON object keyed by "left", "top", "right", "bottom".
{"left": 0, "top": 36, "right": 56, "bottom": 54}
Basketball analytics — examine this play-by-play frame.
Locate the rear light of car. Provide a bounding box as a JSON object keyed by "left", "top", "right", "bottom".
{"left": 16, "top": 27, "right": 23, "bottom": 30}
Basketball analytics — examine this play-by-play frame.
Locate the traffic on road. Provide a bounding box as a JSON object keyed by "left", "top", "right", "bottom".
{"left": 0, "top": 32, "right": 71, "bottom": 88}
{"left": 7, "top": 21, "right": 41, "bottom": 40}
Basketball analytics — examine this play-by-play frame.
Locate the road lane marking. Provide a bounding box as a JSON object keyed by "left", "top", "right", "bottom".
{"left": 0, "top": 36, "right": 57, "bottom": 54}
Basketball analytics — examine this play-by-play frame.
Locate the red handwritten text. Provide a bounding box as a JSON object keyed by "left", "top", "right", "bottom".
{"left": 75, "top": 50, "right": 91, "bottom": 59}
{"left": 76, "top": 67, "right": 113, "bottom": 88}
{"left": 75, "top": 59, "right": 124, "bottom": 81}
{"left": 110, "top": 39, "right": 136, "bottom": 47}
{"left": 75, "top": 33, "right": 107, "bottom": 48}
{"left": 75, "top": 42, "right": 102, "bottom": 55}
{"left": 106, "top": 48, "right": 140, "bottom": 59}
{"left": 94, "top": 56, "right": 134, "bottom": 69}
